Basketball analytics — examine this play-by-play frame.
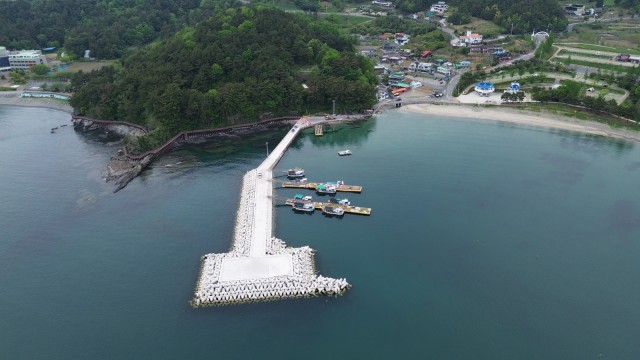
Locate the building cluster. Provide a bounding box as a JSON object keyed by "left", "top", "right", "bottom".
{"left": 0, "top": 46, "right": 48, "bottom": 72}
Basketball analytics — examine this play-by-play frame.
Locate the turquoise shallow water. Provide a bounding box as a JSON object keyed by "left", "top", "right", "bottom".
{"left": 1, "top": 105, "right": 639, "bottom": 359}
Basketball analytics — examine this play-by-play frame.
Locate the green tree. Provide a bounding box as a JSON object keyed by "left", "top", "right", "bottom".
{"left": 31, "top": 64, "right": 50, "bottom": 75}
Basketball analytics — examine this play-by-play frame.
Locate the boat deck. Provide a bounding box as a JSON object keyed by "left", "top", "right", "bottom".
{"left": 314, "top": 124, "right": 323, "bottom": 136}
{"left": 285, "top": 199, "right": 372, "bottom": 216}
{"left": 282, "top": 181, "right": 363, "bottom": 193}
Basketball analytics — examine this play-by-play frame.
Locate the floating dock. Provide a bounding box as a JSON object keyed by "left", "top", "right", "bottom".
{"left": 285, "top": 199, "right": 372, "bottom": 216}
{"left": 314, "top": 124, "right": 323, "bottom": 136}
{"left": 282, "top": 181, "right": 363, "bottom": 193}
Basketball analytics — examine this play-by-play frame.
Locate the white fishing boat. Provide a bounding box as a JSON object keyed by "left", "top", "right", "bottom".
{"left": 292, "top": 201, "right": 315, "bottom": 213}
{"left": 294, "top": 194, "right": 313, "bottom": 201}
{"left": 338, "top": 150, "right": 352, "bottom": 156}
{"left": 287, "top": 168, "right": 305, "bottom": 178}
{"left": 322, "top": 205, "right": 345, "bottom": 216}
{"left": 328, "top": 198, "right": 350, "bottom": 206}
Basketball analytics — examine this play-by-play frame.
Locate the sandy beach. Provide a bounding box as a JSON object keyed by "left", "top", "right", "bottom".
{"left": 0, "top": 94, "right": 73, "bottom": 114}
{"left": 404, "top": 103, "right": 640, "bottom": 143}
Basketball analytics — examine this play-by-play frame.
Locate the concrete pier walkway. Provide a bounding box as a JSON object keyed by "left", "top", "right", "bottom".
{"left": 193, "top": 118, "right": 351, "bottom": 306}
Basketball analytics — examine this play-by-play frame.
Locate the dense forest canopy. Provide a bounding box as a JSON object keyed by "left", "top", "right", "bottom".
{"left": 615, "top": 0, "right": 640, "bottom": 9}
{"left": 0, "top": 0, "right": 235, "bottom": 58}
{"left": 392, "top": 0, "right": 567, "bottom": 33}
{"left": 70, "top": 7, "right": 378, "bottom": 149}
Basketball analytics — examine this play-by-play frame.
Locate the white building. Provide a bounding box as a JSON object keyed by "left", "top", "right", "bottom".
{"left": 8, "top": 50, "right": 48, "bottom": 70}
{"left": 430, "top": 1, "right": 448, "bottom": 14}
{"left": 436, "top": 66, "right": 451, "bottom": 76}
{"left": 372, "top": 0, "right": 393, "bottom": 7}
{"left": 409, "top": 62, "right": 433, "bottom": 72}
{"left": 460, "top": 30, "right": 483, "bottom": 45}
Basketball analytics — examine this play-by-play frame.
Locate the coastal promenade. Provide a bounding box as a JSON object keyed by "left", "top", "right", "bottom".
{"left": 193, "top": 117, "right": 351, "bottom": 306}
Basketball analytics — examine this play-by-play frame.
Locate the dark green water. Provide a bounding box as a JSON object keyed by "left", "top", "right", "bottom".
{"left": 1, "top": 105, "right": 639, "bottom": 359}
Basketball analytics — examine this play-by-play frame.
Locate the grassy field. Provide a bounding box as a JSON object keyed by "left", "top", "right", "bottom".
{"left": 557, "top": 49, "right": 615, "bottom": 59}
{"left": 560, "top": 58, "right": 638, "bottom": 74}
{"left": 560, "top": 20, "right": 640, "bottom": 52}
{"left": 451, "top": 17, "right": 505, "bottom": 37}
{"left": 555, "top": 42, "right": 635, "bottom": 54}
{"left": 323, "top": 13, "right": 373, "bottom": 29}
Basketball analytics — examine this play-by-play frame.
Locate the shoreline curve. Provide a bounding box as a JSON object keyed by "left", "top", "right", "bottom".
{"left": 402, "top": 103, "right": 640, "bottom": 143}
{"left": 0, "top": 95, "right": 73, "bottom": 114}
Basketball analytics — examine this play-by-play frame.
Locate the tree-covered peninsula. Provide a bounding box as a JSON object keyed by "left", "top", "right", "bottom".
{"left": 70, "top": 7, "right": 378, "bottom": 150}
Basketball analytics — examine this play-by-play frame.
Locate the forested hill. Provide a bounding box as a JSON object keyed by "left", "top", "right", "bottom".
{"left": 70, "top": 7, "right": 378, "bottom": 149}
{"left": 395, "top": 0, "right": 567, "bottom": 33}
{"left": 0, "top": 0, "right": 232, "bottom": 58}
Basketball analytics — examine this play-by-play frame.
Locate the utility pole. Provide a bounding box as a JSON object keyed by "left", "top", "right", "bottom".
{"left": 510, "top": 23, "right": 513, "bottom": 36}
{"left": 265, "top": 142, "right": 269, "bottom": 157}
{"left": 332, "top": 99, "right": 336, "bottom": 115}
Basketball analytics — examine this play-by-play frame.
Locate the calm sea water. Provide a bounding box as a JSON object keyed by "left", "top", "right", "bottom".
{"left": 1, "top": 105, "right": 639, "bottom": 359}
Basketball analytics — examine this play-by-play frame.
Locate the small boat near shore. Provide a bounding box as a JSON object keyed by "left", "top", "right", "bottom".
{"left": 322, "top": 205, "right": 345, "bottom": 217}
{"left": 287, "top": 168, "right": 305, "bottom": 178}
{"left": 338, "top": 150, "right": 352, "bottom": 156}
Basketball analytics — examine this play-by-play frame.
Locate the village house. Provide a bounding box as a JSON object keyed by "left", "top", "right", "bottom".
{"left": 382, "top": 42, "right": 401, "bottom": 53}
{"left": 460, "top": 30, "right": 483, "bottom": 45}
{"left": 395, "top": 33, "right": 410, "bottom": 46}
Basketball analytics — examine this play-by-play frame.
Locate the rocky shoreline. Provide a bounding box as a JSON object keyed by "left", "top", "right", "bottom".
{"left": 71, "top": 116, "right": 151, "bottom": 192}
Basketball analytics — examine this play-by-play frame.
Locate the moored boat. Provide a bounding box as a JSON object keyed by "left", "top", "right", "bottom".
{"left": 287, "top": 168, "right": 305, "bottom": 178}
{"left": 292, "top": 201, "right": 315, "bottom": 213}
{"left": 315, "top": 184, "right": 337, "bottom": 194}
{"left": 338, "top": 150, "right": 352, "bottom": 156}
{"left": 294, "top": 194, "right": 313, "bottom": 201}
{"left": 328, "top": 197, "right": 350, "bottom": 206}
{"left": 322, "top": 205, "right": 345, "bottom": 216}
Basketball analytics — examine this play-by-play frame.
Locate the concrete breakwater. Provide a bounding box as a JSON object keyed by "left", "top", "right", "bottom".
{"left": 192, "top": 118, "right": 351, "bottom": 307}
{"left": 192, "top": 171, "right": 350, "bottom": 306}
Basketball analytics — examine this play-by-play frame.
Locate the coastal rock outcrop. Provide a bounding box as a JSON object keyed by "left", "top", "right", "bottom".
{"left": 72, "top": 116, "right": 151, "bottom": 192}
{"left": 107, "top": 152, "right": 153, "bottom": 192}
